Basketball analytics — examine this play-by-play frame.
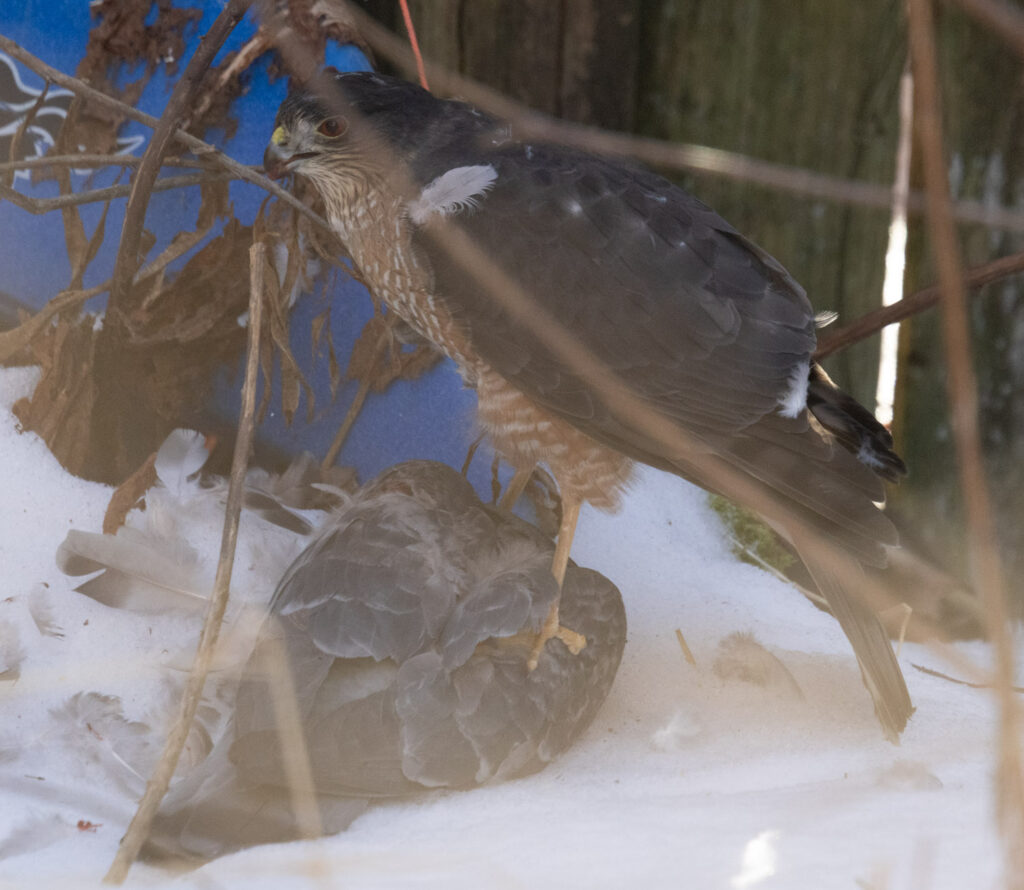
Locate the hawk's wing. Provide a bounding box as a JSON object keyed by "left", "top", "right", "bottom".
{"left": 406, "top": 144, "right": 911, "bottom": 739}
{"left": 409, "top": 144, "right": 893, "bottom": 561}
{"left": 414, "top": 144, "right": 817, "bottom": 440}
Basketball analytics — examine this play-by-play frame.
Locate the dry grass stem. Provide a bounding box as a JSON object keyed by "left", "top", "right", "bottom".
{"left": 101, "top": 240, "right": 266, "bottom": 884}
{"left": 0, "top": 173, "right": 230, "bottom": 215}
{"left": 906, "top": 0, "right": 1024, "bottom": 883}
{"left": 675, "top": 629, "right": 697, "bottom": 668}
{"left": 263, "top": 631, "right": 323, "bottom": 841}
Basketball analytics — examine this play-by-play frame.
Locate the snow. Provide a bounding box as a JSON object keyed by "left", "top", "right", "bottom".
{"left": 0, "top": 365, "right": 1004, "bottom": 889}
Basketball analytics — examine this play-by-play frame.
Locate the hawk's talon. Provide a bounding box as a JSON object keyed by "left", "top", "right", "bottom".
{"left": 556, "top": 625, "right": 587, "bottom": 655}
{"left": 527, "top": 601, "right": 587, "bottom": 671}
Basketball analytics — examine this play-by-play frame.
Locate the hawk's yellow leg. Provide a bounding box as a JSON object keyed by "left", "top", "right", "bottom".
{"left": 528, "top": 496, "right": 587, "bottom": 671}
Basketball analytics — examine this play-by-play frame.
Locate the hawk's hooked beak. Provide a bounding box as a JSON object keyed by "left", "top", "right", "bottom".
{"left": 263, "top": 126, "right": 291, "bottom": 180}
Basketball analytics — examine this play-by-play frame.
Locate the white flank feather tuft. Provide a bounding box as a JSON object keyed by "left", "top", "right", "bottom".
{"left": 408, "top": 165, "right": 498, "bottom": 225}
{"left": 776, "top": 360, "right": 810, "bottom": 418}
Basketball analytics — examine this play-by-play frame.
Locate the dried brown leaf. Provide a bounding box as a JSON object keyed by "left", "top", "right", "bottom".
{"left": 327, "top": 335, "right": 341, "bottom": 397}
{"left": 4, "top": 83, "right": 48, "bottom": 188}
{"left": 196, "top": 178, "right": 231, "bottom": 231}
{"left": 345, "top": 313, "right": 440, "bottom": 394}
{"left": 13, "top": 314, "right": 99, "bottom": 478}
{"left": 81, "top": 199, "right": 113, "bottom": 277}
{"left": 103, "top": 451, "right": 157, "bottom": 535}
{"left": 344, "top": 314, "right": 391, "bottom": 384}
{"left": 310, "top": 309, "right": 328, "bottom": 351}
{"left": 56, "top": 167, "right": 90, "bottom": 288}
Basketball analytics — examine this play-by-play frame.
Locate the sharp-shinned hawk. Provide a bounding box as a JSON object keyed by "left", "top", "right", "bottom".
{"left": 263, "top": 71, "right": 912, "bottom": 739}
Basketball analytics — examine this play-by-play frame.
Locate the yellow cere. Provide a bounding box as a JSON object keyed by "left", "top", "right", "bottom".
{"left": 272, "top": 126, "right": 287, "bottom": 145}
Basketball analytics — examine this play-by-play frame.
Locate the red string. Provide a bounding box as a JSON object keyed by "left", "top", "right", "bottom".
{"left": 398, "top": 0, "right": 430, "bottom": 91}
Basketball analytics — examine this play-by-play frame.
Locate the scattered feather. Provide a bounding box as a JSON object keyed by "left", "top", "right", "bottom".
{"left": 56, "top": 527, "right": 209, "bottom": 613}
{"left": 0, "top": 620, "right": 24, "bottom": 681}
{"left": 876, "top": 760, "right": 943, "bottom": 791}
{"left": 712, "top": 632, "right": 803, "bottom": 699}
{"left": 154, "top": 428, "right": 210, "bottom": 497}
{"left": 0, "top": 814, "right": 75, "bottom": 862}
{"left": 408, "top": 165, "right": 498, "bottom": 225}
{"left": 651, "top": 709, "right": 703, "bottom": 751}
{"left": 28, "top": 584, "right": 64, "bottom": 639}
{"left": 50, "top": 693, "right": 155, "bottom": 792}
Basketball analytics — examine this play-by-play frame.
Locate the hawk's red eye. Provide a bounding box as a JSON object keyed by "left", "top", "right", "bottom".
{"left": 317, "top": 118, "right": 345, "bottom": 138}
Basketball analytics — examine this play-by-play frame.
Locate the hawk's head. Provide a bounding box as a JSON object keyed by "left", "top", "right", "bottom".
{"left": 263, "top": 71, "right": 496, "bottom": 190}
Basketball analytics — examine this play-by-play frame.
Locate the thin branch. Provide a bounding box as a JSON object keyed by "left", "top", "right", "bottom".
{"left": 322, "top": 377, "right": 372, "bottom": 471}
{"left": 338, "top": 0, "right": 1024, "bottom": 234}
{"left": 906, "top": 0, "right": 1024, "bottom": 884}
{"left": 102, "top": 240, "right": 266, "bottom": 885}
{"left": 0, "top": 154, "right": 212, "bottom": 173}
{"left": 912, "top": 662, "right": 1024, "bottom": 693}
{"left": 0, "top": 173, "right": 231, "bottom": 214}
{"left": 0, "top": 34, "right": 328, "bottom": 231}
{"left": 134, "top": 227, "right": 216, "bottom": 298}
{"left": 320, "top": 319, "right": 395, "bottom": 470}
{"left": 187, "top": 30, "right": 272, "bottom": 128}
{"left": 107, "top": 0, "right": 252, "bottom": 327}
{"left": 815, "top": 250, "right": 1024, "bottom": 358}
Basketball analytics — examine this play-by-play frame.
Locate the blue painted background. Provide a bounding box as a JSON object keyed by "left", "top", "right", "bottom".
{"left": 1, "top": 2, "right": 505, "bottom": 496}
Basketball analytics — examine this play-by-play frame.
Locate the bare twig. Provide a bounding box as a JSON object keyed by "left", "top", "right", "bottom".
{"left": 321, "top": 376, "right": 372, "bottom": 471}
{"left": 107, "top": 0, "right": 253, "bottom": 328}
{"left": 0, "top": 173, "right": 230, "bottom": 214}
{"left": 815, "top": 250, "right": 1024, "bottom": 358}
{"left": 0, "top": 154, "right": 212, "bottom": 173}
{"left": 134, "top": 227, "right": 217, "bottom": 293}
{"left": 912, "top": 663, "right": 1024, "bottom": 693}
{"left": 946, "top": 0, "right": 1024, "bottom": 58}
{"left": 0, "top": 34, "right": 328, "bottom": 230}
{"left": 906, "top": 0, "right": 1024, "bottom": 884}
{"left": 321, "top": 315, "right": 398, "bottom": 470}
{"left": 338, "top": 0, "right": 1024, "bottom": 234}
{"left": 187, "top": 30, "right": 272, "bottom": 128}
{"left": 675, "top": 629, "right": 697, "bottom": 668}
{"left": 101, "top": 241, "right": 266, "bottom": 884}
